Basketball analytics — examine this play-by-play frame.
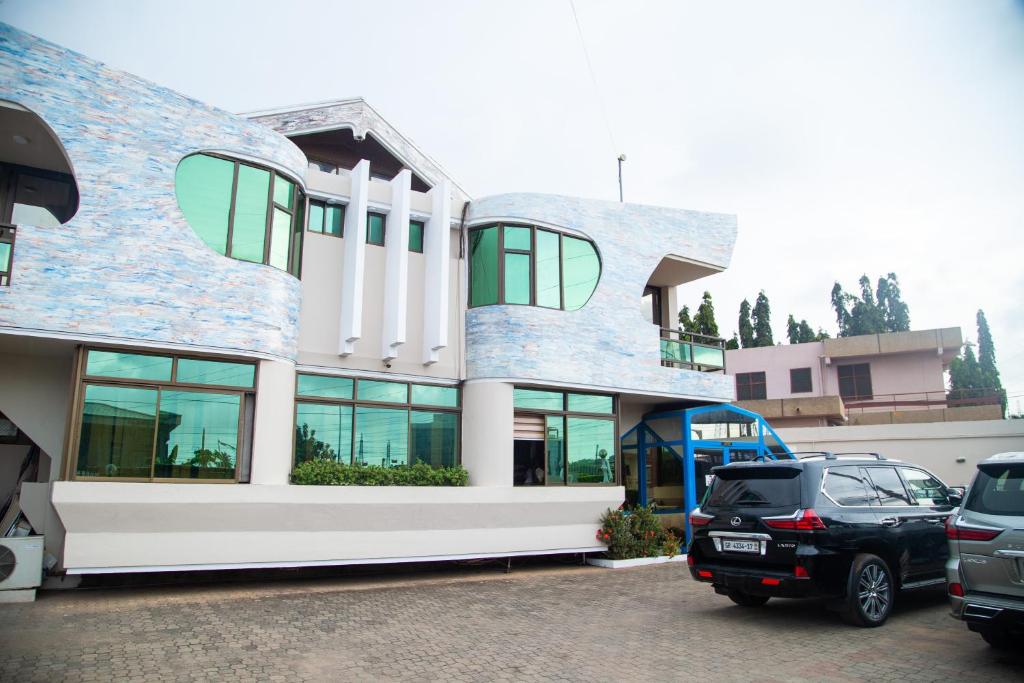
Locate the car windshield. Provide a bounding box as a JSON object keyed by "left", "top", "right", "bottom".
{"left": 705, "top": 467, "right": 801, "bottom": 508}
{"left": 964, "top": 464, "right": 1024, "bottom": 516}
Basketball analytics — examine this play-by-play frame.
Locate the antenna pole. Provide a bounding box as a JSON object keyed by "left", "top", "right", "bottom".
{"left": 617, "top": 153, "right": 626, "bottom": 202}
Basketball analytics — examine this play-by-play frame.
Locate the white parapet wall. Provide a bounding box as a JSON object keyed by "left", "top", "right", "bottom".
{"left": 775, "top": 419, "right": 1024, "bottom": 486}
{"left": 51, "top": 482, "right": 623, "bottom": 573}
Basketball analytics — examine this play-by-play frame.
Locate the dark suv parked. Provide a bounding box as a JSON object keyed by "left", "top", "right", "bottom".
{"left": 687, "top": 453, "right": 960, "bottom": 626}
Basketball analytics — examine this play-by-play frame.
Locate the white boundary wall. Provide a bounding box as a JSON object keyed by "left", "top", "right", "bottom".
{"left": 775, "top": 420, "right": 1024, "bottom": 487}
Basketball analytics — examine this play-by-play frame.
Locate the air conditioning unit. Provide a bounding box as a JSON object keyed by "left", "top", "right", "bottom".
{"left": 0, "top": 536, "right": 44, "bottom": 603}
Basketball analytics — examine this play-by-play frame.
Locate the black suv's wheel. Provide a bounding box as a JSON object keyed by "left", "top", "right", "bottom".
{"left": 979, "top": 628, "right": 1013, "bottom": 650}
{"left": 728, "top": 591, "right": 770, "bottom": 607}
{"left": 841, "top": 553, "right": 893, "bottom": 627}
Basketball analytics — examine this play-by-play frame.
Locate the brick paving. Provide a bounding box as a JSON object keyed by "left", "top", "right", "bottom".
{"left": 1, "top": 562, "right": 1021, "bottom": 682}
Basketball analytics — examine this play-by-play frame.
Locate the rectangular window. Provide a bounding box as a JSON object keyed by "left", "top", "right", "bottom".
{"left": 513, "top": 386, "right": 617, "bottom": 486}
{"left": 367, "top": 212, "right": 386, "bottom": 246}
{"left": 294, "top": 375, "right": 460, "bottom": 469}
{"left": 231, "top": 164, "right": 271, "bottom": 263}
{"left": 837, "top": 363, "right": 872, "bottom": 400}
{"left": 866, "top": 466, "right": 912, "bottom": 506}
{"left": 470, "top": 226, "right": 499, "bottom": 306}
{"left": 307, "top": 200, "right": 325, "bottom": 233}
{"left": 409, "top": 220, "right": 424, "bottom": 253}
{"left": 735, "top": 372, "right": 767, "bottom": 401}
{"left": 534, "top": 229, "right": 561, "bottom": 308}
{"left": 74, "top": 349, "right": 254, "bottom": 482}
{"left": 790, "top": 367, "right": 813, "bottom": 394}
{"left": 503, "top": 252, "right": 531, "bottom": 305}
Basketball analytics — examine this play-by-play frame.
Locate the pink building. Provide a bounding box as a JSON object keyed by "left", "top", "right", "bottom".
{"left": 725, "top": 328, "right": 1002, "bottom": 427}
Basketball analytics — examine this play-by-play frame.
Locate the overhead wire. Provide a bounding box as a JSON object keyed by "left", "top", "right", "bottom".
{"left": 568, "top": 0, "right": 619, "bottom": 158}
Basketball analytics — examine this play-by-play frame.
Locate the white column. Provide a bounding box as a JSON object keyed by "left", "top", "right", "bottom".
{"left": 249, "top": 359, "right": 297, "bottom": 485}
{"left": 461, "top": 380, "right": 513, "bottom": 486}
{"left": 382, "top": 169, "right": 411, "bottom": 361}
{"left": 422, "top": 179, "right": 452, "bottom": 365}
{"left": 339, "top": 160, "right": 370, "bottom": 356}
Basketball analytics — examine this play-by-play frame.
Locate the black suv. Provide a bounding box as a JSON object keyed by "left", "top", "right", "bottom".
{"left": 687, "top": 453, "right": 961, "bottom": 626}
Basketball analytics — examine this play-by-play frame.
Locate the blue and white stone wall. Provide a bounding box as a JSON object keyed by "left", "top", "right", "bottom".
{"left": 466, "top": 193, "right": 737, "bottom": 401}
{"left": 0, "top": 24, "right": 305, "bottom": 360}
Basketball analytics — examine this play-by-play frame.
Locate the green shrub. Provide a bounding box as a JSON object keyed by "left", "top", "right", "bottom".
{"left": 291, "top": 460, "right": 469, "bottom": 486}
{"left": 596, "top": 504, "right": 669, "bottom": 560}
{"left": 661, "top": 531, "right": 682, "bottom": 558}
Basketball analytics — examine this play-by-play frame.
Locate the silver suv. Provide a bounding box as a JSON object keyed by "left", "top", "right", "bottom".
{"left": 945, "top": 452, "right": 1024, "bottom": 649}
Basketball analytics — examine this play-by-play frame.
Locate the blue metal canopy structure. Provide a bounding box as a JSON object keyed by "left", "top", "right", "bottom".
{"left": 620, "top": 404, "right": 796, "bottom": 543}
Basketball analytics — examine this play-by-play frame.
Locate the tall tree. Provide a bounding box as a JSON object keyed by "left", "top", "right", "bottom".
{"left": 725, "top": 333, "right": 740, "bottom": 350}
{"left": 786, "top": 315, "right": 800, "bottom": 345}
{"left": 814, "top": 327, "right": 831, "bottom": 341}
{"left": 738, "top": 299, "right": 754, "bottom": 348}
{"left": 876, "top": 272, "right": 910, "bottom": 332}
{"left": 831, "top": 282, "right": 851, "bottom": 336}
{"left": 678, "top": 305, "right": 695, "bottom": 333}
{"left": 692, "top": 291, "right": 720, "bottom": 337}
{"left": 976, "top": 309, "right": 1000, "bottom": 388}
{"left": 949, "top": 343, "right": 984, "bottom": 399}
{"left": 846, "top": 274, "right": 887, "bottom": 336}
{"left": 751, "top": 290, "right": 773, "bottom": 347}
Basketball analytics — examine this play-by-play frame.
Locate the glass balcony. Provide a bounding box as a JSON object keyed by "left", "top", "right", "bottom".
{"left": 659, "top": 329, "right": 725, "bottom": 372}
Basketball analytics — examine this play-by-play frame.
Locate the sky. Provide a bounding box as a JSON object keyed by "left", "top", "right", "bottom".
{"left": 3, "top": 0, "right": 1023, "bottom": 408}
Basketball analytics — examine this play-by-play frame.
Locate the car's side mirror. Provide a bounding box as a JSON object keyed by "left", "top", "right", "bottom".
{"left": 947, "top": 486, "right": 965, "bottom": 505}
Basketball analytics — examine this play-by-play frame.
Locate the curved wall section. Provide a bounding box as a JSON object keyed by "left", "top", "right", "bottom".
{"left": 0, "top": 25, "right": 307, "bottom": 360}
{"left": 466, "top": 193, "right": 738, "bottom": 400}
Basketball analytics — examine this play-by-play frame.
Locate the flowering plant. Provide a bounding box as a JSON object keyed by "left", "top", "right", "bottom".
{"left": 596, "top": 504, "right": 668, "bottom": 560}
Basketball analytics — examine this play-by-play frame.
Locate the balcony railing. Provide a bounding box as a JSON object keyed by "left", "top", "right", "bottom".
{"left": 0, "top": 223, "right": 15, "bottom": 287}
{"left": 843, "top": 388, "right": 1004, "bottom": 414}
{"left": 659, "top": 329, "right": 725, "bottom": 372}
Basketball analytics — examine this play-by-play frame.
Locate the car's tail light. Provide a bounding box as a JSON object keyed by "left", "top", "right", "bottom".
{"left": 686, "top": 554, "right": 695, "bottom": 567}
{"left": 697, "top": 570, "right": 713, "bottom": 579}
{"left": 761, "top": 578, "right": 781, "bottom": 586}
{"left": 763, "top": 509, "right": 827, "bottom": 531}
{"left": 945, "top": 515, "right": 1003, "bottom": 541}
{"left": 948, "top": 582, "right": 964, "bottom": 597}
{"left": 794, "top": 565, "right": 810, "bottom": 579}
{"left": 690, "top": 509, "right": 714, "bottom": 528}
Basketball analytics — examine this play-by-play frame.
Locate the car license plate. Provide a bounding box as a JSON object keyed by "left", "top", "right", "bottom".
{"left": 722, "top": 539, "right": 760, "bottom": 553}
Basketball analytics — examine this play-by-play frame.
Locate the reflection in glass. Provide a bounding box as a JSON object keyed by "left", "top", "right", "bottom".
{"left": 297, "top": 374, "right": 353, "bottom": 400}
{"left": 567, "top": 417, "right": 615, "bottom": 484}
{"left": 411, "top": 411, "right": 458, "bottom": 467}
{"left": 175, "top": 154, "right": 234, "bottom": 254}
{"left": 354, "top": 407, "right": 408, "bottom": 467}
{"left": 273, "top": 175, "right": 294, "bottom": 209}
{"left": 470, "top": 227, "right": 498, "bottom": 306}
{"left": 504, "top": 252, "right": 531, "bottom": 304}
{"left": 546, "top": 415, "right": 565, "bottom": 484}
{"left": 295, "top": 402, "right": 352, "bottom": 464}
{"left": 231, "top": 164, "right": 271, "bottom": 262}
{"left": 307, "top": 201, "right": 325, "bottom": 233}
{"left": 0, "top": 242, "right": 9, "bottom": 272}
{"left": 535, "top": 230, "right": 561, "bottom": 308}
{"left": 503, "top": 226, "right": 532, "bottom": 251}
{"left": 326, "top": 205, "right": 344, "bottom": 236}
{"left": 409, "top": 220, "right": 424, "bottom": 252}
{"left": 358, "top": 380, "right": 408, "bottom": 403}
{"left": 561, "top": 236, "right": 600, "bottom": 310}
{"left": 86, "top": 350, "right": 173, "bottom": 381}
{"left": 410, "top": 384, "right": 458, "bottom": 407}
{"left": 514, "top": 388, "right": 564, "bottom": 411}
{"left": 367, "top": 212, "right": 386, "bottom": 245}
{"left": 175, "top": 359, "right": 255, "bottom": 388}
{"left": 76, "top": 385, "right": 158, "bottom": 478}
{"left": 567, "top": 393, "right": 613, "bottom": 414}
{"left": 269, "top": 207, "right": 291, "bottom": 271}
{"left": 155, "top": 390, "right": 240, "bottom": 479}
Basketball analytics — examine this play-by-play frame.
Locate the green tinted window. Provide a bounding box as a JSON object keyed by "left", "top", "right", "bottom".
{"left": 411, "top": 411, "right": 458, "bottom": 467}
{"left": 567, "top": 417, "right": 615, "bottom": 484}
{"left": 273, "top": 175, "right": 294, "bottom": 209}
{"left": 504, "top": 252, "right": 531, "bottom": 305}
{"left": 295, "top": 402, "right": 352, "bottom": 464}
{"left": 567, "top": 393, "right": 613, "bottom": 414}
{"left": 546, "top": 414, "right": 565, "bottom": 484}
{"left": 269, "top": 207, "right": 291, "bottom": 271}
{"left": 562, "top": 236, "right": 600, "bottom": 310}
{"left": 367, "top": 212, "right": 386, "bottom": 245}
{"left": 534, "top": 230, "right": 561, "bottom": 308}
{"left": 175, "top": 359, "right": 255, "bottom": 388}
{"left": 86, "top": 351, "right": 173, "bottom": 381}
{"left": 297, "top": 374, "right": 353, "bottom": 400}
{"left": 307, "top": 201, "right": 325, "bottom": 233}
{"left": 693, "top": 345, "right": 725, "bottom": 368}
{"left": 354, "top": 407, "right": 408, "bottom": 467}
{"left": 326, "top": 205, "right": 344, "bottom": 237}
{"left": 514, "top": 388, "right": 564, "bottom": 411}
{"left": 76, "top": 385, "right": 158, "bottom": 478}
{"left": 231, "top": 164, "right": 271, "bottom": 262}
{"left": 503, "top": 226, "right": 531, "bottom": 251}
{"left": 411, "top": 384, "right": 458, "bottom": 407}
{"left": 155, "top": 390, "right": 239, "bottom": 480}
{"left": 358, "top": 379, "right": 408, "bottom": 403}
{"left": 409, "top": 220, "right": 424, "bottom": 252}
{"left": 175, "top": 154, "right": 234, "bottom": 254}
{"left": 0, "top": 242, "right": 10, "bottom": 272}
{"left": 470, "top": 227, "right": 499, "bottom": 306}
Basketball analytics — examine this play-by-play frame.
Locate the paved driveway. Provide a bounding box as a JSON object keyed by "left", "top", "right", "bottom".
{"left": 1, "top": 562, "right": 1020, "bottom": 682}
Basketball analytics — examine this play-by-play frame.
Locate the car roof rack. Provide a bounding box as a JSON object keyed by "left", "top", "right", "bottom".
{"left": 833, "top": 452, "right": 886, "bottom": 460}
{"left": 794, "top": 451, "right": 836, "bottom": 460}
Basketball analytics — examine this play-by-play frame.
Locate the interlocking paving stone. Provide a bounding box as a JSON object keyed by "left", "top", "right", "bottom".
{"left": 1, "top": 563, "right": 1021, "bottom": 682}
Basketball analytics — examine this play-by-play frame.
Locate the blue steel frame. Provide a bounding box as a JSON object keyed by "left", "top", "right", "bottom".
{"left": 620, "top": 404, "right": 795, "bottom": 544}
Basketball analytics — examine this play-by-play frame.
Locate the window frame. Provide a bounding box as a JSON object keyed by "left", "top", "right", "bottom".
{"left": 735, "top": 371, "right": 767, "bottom": 401}
{"left": 468, "top": 223, "right": 603, "bottom": 311}
{"left": 409, "top": 219, "right": 425, "bottom": 253}
{"left": 306, "top": 198, "right": 345, "bottom": 238}
{"left": 0, "top": 223, "right": 14, "bottom": 287}
{"left": 511, "top": 387, "right": 619, "bottom": 487}
{"left": 69, "top": 347, "right": 258, "bottom": 484}
{"left": 790, "top": 367, "right": 813, "bottom": 394}
{"left": 865, "top": 465, "right": 913, "bottom": 506}
{"left": 366, "top": 211, "right": 387, "bottom": 247}
{"left": 178, "top": 152, "right": 305, "bottom": 277}
{"left": 292, "top": 374, "right": 461, "bottom": 469}
{"left": 837, "top": 363, "right": 873, "bottom": 401}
